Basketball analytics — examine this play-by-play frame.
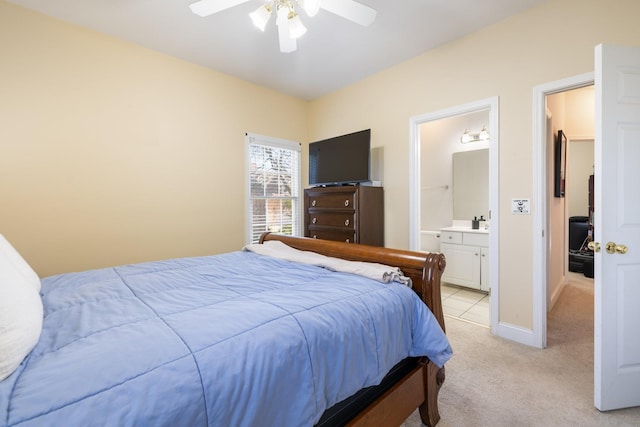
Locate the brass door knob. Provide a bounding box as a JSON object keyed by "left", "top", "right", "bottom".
{"left": 606, "top": 242, "right": 628, "bottom": 254}
{"left": 588, "top": 241, "right": 601, "bottom": 252}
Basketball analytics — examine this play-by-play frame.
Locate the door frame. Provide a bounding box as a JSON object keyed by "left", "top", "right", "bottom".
{"left": 532, "top": 72, "right": 594, "bottom": 348}
{"left": 408, "top": 96, "right": 499, "bottom": 333}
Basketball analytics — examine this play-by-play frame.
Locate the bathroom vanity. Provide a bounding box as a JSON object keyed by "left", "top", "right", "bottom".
{"left": 439, "top": 226, "right": 490, "bottom": 292}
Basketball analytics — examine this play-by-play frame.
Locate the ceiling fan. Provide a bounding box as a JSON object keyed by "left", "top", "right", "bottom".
{"left": 189, "top": 0, "right": 377, "bottom": 53}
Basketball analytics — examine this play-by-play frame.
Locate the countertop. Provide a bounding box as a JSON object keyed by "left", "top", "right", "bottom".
{"left": 441, "top": 226, "right": 489, "bottom": 234}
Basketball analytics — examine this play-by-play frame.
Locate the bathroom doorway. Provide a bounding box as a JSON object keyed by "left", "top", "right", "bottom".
{"left": 409, "top": 97, "right": 499, "bottom": 333}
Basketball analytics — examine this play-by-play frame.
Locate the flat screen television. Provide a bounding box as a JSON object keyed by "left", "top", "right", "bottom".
{"left": 309, "top": 129, "right": 371, "bottom": 186}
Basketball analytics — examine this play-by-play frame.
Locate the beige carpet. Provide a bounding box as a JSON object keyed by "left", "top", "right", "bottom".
{"left": 402, "top": 275, "right": 640, "bottom": 427}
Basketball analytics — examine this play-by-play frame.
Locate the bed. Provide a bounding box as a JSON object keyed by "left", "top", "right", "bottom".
{"left": 0, "top": 232, "right": 451, "bottom": 427}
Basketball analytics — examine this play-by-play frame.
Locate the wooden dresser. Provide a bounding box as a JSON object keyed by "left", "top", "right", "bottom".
{"left": 303, "top": 185, "right": 384, "bottom": 246}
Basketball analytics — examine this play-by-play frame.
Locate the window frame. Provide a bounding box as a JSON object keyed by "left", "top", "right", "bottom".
{"left": 245, "top": 133, "right": 302, "bottom": 245}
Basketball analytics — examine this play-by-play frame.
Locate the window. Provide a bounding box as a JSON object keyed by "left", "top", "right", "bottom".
{"left": 246, "top": 133, "right": 301, "bottom": 244}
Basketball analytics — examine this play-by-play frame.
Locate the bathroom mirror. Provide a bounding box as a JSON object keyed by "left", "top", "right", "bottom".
{"left": 453, "top": 149, "right": 489, "bottom": 221}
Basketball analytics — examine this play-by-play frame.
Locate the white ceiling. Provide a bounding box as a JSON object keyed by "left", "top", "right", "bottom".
{"left": 7, "top": 0, "right": 545, "bottom": 100}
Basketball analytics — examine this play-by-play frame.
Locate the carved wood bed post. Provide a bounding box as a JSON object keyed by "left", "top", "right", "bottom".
{"left": 422, "top": 253, "right": 446, "bottom": 332}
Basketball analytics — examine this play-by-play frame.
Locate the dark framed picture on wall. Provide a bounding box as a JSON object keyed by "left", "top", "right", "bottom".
{"left": 554, "top": 129, "right": 567, "bottom": 198}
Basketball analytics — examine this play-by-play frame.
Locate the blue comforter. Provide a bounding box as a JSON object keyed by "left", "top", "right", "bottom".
{"left": 1, "top": 250, "right": 452, "bottom": 427}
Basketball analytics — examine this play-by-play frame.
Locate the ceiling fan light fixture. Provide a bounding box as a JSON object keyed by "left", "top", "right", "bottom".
{"left": 287, "top": 12, "right": 307, "bottom": 39}
{"left": 189, "top": 0, "right": 377, "bottom": 53}
{"left": 300, "top": 0, "right": 321, "bottom": 17}
{"left": 275, "top": 5, "right": 296, "bottom": 52}
{"left": 249, "top": 4, "right": 272, "bottom": 31}
{"left": 275, "top": 4, "right": 289, "bottom": 26}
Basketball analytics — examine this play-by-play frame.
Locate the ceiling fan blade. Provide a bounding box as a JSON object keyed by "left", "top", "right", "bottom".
{"left": 319, "top": 0, "right": 376, "bottom": 26}
{"left": 189, "top": 0, "right": 250, "bottom": 17}
{"left": 277, "top": 18, "right": 297, "bottom": 53}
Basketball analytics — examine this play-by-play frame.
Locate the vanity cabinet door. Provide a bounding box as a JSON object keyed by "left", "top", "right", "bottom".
{"left": 440, "top": 242, "right": 481, "bottom": 289}
{"left": 480, "top": 247, "right": 490, "bottom": 292}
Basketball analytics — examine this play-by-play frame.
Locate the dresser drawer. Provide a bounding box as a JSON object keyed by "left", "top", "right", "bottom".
{"left": 306, "top": 191, "right": 356, "bottom": 209}
{"left": 308, "top": 212, "right": 356, "bottom": 229}
{"left": 440, "top": 231, "right": 463, "bottom": 244}
{"left": 308, "top": 229, "right": 357, "bottom": 243}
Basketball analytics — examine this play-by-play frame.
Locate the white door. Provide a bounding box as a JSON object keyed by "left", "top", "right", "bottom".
{"left": 594, "top": 44, "right": 640, "bottom": 411}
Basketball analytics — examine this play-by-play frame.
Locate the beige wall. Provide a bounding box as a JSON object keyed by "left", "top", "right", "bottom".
{"left": 0, "top": 1, "right": 308, "bottom": 277}
{"left": 546, "top": 92, "right": 567, "bottom": 311}
{"left": 308, "top": 0, "right": 640, "bottom": 329}
{"left": 567, "top": 140, "right": 594, "bottom": 218}
{"left": 565, "top": 86, "right": 595, "bottom": 219}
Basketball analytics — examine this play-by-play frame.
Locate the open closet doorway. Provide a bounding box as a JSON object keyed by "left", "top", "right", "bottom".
{"left": 409, "top": 97, "right": 499, "bottom": 334}
{"left": 545, "top": 85, "right": 595, "bottom": 357}
{"left": 532, "top": 73, "right": 594, "bottom": 349}
{"left": 546, "top": 85, "right": 595, "bottom": 310}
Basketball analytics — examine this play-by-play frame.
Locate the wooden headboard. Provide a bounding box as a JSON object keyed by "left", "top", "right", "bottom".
{"left": 259, "top": 233, "right": 446, "bottom": 332}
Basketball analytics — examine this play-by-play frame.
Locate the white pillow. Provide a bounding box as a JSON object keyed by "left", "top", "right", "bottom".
{"left": 0, "top": 234, "right": 41, "bottom": 293}
{"left": 0, "top": 235, "right": 43, "bottom": 381}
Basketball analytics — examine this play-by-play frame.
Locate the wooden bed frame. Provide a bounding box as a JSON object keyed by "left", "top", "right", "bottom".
{"left": 259, "top": 233, "right": 447, "bottom": 427}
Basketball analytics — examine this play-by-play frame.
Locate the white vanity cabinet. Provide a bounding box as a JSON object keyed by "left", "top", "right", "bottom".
{"left": 439, "top": 228, "right": 490, "bottom": 292}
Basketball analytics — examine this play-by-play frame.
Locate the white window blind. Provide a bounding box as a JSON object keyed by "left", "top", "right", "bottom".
{"left": 245, "top": 133, "right": 301, "bottom": 244}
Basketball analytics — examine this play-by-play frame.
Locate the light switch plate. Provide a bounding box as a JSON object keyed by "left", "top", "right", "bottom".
{"left": 511, "top": 198, "right": 530, "bottom": 214}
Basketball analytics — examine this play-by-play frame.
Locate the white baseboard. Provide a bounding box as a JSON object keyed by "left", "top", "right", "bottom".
{"left": 548, "top": 278, "right": 566, "bottom": 312}
{"left": 494, "top": 321, "right": 538, "bottom": 348}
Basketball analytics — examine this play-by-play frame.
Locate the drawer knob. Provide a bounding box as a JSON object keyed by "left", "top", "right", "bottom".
{"left": 344, "top": 200, "right": 350, "bottom": 207}
{"left": 345, "top": 238, "right": 350, "bottom": 243}
{"left": 312, "top": 217, "right": 317, "bottom": 224}
{"left": 312, "top": 235, "right": 317, "bottom": 239}
{"left": 344, "top": 219, "right": 350, "bottom": 226}
{"left": 311, "top": 200, "right": 317, "bottom": 207}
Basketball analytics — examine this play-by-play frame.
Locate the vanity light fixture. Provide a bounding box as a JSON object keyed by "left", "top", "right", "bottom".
{"left": 460, "top": 126, "right": 490, "bottom": 144}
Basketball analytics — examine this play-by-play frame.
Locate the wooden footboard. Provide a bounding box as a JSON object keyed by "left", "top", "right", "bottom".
{"left": 259, "top": 233, "right": 447, "bottom": 426}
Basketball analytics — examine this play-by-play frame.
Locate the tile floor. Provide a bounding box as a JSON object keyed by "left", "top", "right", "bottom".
{"left": 441, "top": 283, "right": 490, "bottom": 327}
